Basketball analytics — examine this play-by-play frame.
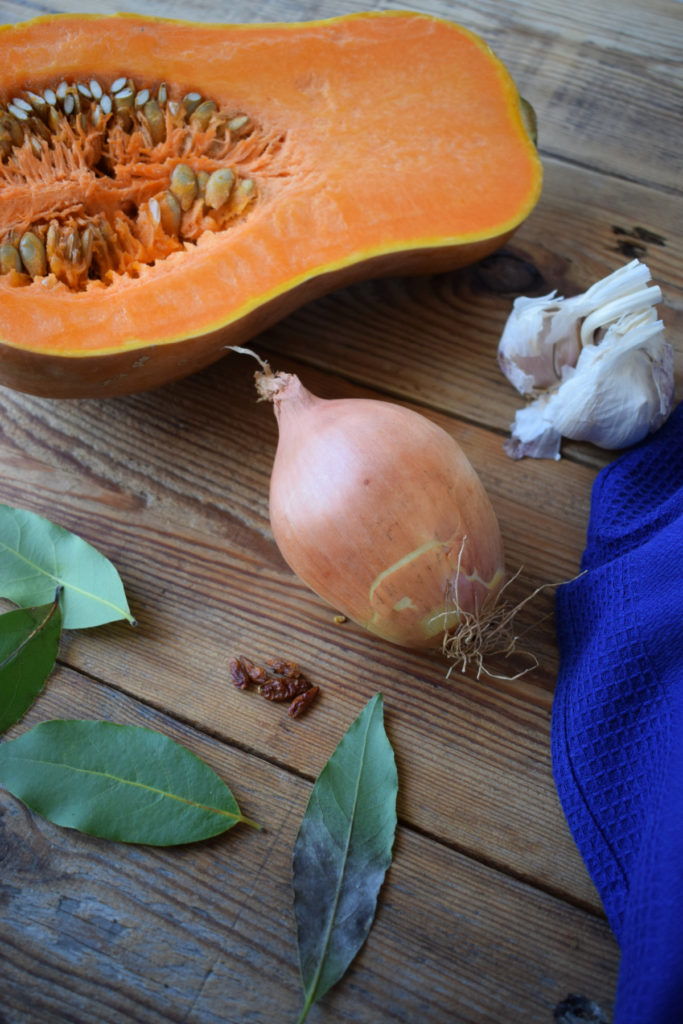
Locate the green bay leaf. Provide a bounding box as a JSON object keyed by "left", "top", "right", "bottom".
{"left": 0, "top": 503, "right": 134, "bottom": 629}
{"left": 293, "top": 692, "right": 398, "bottom": 1022}
{"left": 0, "top": 595, "right": 62, "bottom": 735}
{"left": 0, "top": 719, "right": 259, "bottom": 844}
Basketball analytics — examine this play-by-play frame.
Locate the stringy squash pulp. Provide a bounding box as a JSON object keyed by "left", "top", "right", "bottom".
{"left": 0, "top": 11, "right": 542, "bottom": 397}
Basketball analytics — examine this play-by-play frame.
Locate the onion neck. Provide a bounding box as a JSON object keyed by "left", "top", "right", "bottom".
{"left": 254, "top": 366, "right": 319, "bottom": 423}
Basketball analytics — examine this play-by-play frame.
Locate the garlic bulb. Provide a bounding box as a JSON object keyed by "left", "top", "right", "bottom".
{"left": 497, "top": 260, "right": 675, "bottom": 459}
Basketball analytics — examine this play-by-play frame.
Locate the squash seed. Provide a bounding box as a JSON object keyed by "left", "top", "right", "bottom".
{"left": 1, "top": 111, "right": 24, "bottom": 146}
{"left": 11, "top": 97, "right": 32, "bottom": 113}
{"left": 45, "top": 105, "right": 60, "bottom": 133}
{"left": 170, "top": 163, "right": 198, "bottom": 211}
{"left": 8, "top": 103, "right": 29, "bottom": 122}
{"left": 228, "top": 114, "right": 250, "bottom": 135}
{"left": 65, "top": 227, "right": 82, "bottom": 264}
{"left": 113, "top": 87, "right": 134, "bottom": 110}
{"left": 27, "top": 133, "right": 43, "bottom": 158}
{"left": 205, "top": 168, "right": 235, "bottom": 209}
{"left": 30, "top": 117, "right": 51, "bottom": 143}
{"left": 190, "top": 99, "right": 217, "bottom": 132}
{"left": 0, "top": 242, "right": 22, "bottom": 274}
{"left": 45, "top": 223, "right": 60, "bottom": 263}
{"left": 182, "top": 92, "right": 202, "bottom": 117}
{"left": 142, "top": 98, "right": 165, "bottom": 145}
{"left": 150, "top": 191, "right": 182, "bottom": 236}
{"left": 232, "top": 177, "right": 256, "bottom": 214}
{"left": 26, "top": 91, "right": 48, "bottom": 119}
{"left": 196, "top": 169, "right": 209, "bottom": 199}
{"left": 19, "top": 232, "right": 47, "bottom": 277}
{"left": 81, "top": 226, "right": 94, "bottom": 265}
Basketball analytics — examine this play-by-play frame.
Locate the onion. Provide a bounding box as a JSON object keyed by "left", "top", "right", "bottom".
{"left": 252, "top": 361, "right": 511, "bottom": 669}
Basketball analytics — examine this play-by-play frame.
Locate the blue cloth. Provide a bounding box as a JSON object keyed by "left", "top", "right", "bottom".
{"left": 552, "top": 402, "right": 683, "bottom": 1024}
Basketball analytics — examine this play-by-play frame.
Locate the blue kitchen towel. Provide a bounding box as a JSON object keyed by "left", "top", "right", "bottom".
{"left": 552, "top": 401, "right": 683, "bottom": 1024}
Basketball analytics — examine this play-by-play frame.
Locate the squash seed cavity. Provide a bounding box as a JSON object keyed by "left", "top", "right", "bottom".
{"left": 0, "top": 77, "right": 261, "bottom": 291}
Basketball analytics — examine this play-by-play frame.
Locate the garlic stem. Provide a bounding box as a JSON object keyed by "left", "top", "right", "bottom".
{"left": 576, "top": 258, "right": 652, "bottom": 312}
{"left": 580, "top": 283, "right": 662, "bottom": 346}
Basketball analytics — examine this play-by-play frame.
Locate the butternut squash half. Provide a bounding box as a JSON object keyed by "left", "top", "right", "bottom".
{"left": 0, "top": 11, "right": 542, "bottom": 397}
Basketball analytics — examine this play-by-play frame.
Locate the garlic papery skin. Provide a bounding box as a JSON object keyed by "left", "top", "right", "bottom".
{"left": 497, "top": 292, "right": 583, "bottom": 396}
{"left": 503, "top": 395, "right": 563, "bottom": 461}
{"left": 504, "top": 308, "right": 675, "bottom": 459}
{"left": 498, "top": 260, "right": 675, "bottom": 459}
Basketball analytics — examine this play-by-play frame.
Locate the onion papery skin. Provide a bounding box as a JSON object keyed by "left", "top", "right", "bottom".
{"left": 265, "top": 373, "right": 506, "bottom": 650}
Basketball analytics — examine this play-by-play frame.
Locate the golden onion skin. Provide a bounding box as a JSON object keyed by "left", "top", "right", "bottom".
{"left": 265, "top": 373, "right": 505, "bottom": 650}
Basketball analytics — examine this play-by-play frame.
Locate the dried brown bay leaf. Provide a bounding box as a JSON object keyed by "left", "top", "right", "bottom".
{"left": 293, "top": 692, "right": 398, "bottom": 1022}
{"left": 0, "top": 719, "right": 260, "bottom": 844}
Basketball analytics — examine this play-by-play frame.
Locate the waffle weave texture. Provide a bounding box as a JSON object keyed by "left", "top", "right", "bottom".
{"left": 553, "top": 402, "right": 683, "bottom": 1024}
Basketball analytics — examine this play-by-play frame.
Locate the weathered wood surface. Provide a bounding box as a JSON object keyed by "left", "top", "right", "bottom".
{"left": 0, "top": 0, "right": 681, "bottom": 1022}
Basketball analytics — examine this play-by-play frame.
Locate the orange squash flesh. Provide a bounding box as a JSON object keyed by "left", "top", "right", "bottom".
{"left": 0, "top": 11, "right": 542, "bottom": 397}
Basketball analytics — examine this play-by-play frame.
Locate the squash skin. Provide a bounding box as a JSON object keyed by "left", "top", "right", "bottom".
{"left": 0, "top": 11, "right": 542, "bottom": 398}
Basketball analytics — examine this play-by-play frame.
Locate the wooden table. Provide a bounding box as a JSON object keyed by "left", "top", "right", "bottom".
{"left": 1, "top": 0, "right": 680, "bottom": 1021}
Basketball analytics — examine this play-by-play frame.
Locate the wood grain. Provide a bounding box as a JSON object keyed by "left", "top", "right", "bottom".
{"left": 0, "top": 0, "right": 680, "bottom": 1020}
{"left": 0, "top": 360, "right": 602, "bottom": 911}
{"left": 1, "top": 669, "right": 620, "bottom": 1024}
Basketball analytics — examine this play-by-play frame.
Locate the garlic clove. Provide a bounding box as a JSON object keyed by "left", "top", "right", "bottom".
{"left": 548, "top": 310, "right": 674, "bottom": 450}
{"left": 497, "top": 292, "right": 583, "bottom": 395}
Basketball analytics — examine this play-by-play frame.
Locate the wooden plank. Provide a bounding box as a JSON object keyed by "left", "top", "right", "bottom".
{"left": 0, "top": 1, "right": 675, "bottom": 1018}
{"left": 1, "top": 668, "right": 620, "bottom": 1024}
{"left": 467, "top": 0, "right": 683, "bottom": 193}
{"left": 0, "top": 359, "right": 603, "bottom": 910}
